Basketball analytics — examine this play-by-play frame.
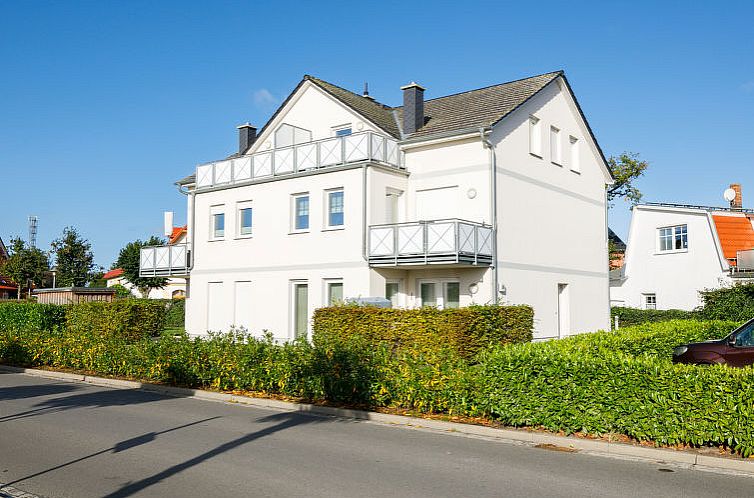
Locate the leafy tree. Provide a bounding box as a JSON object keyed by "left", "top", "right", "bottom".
{"left": 115, "top": 237, "right": 168, "bottom": 298}
{"left": 607, "top": 152, "right": 648, "bottom": 206}
{"left": 0, "top": 238, "right": 50, "bottom": 298}
{"left": 87, "top": 267, "right": 106, "bottom": 288}
{"left": 51, "top": 227, "right": 96, "bottom": 287}
{"left": 109, "top": 283, "right": 135, "bottom": 299}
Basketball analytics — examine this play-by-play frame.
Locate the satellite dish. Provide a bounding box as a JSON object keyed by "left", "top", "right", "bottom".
{"left": 724, "top": 188, "right": 737, "bottom": 202}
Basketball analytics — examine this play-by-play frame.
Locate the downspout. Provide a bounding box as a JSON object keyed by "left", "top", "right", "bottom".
{"left": 362, "top": 164, "right": 369, "bottom": 261}
{"left": 177, "top": 183, "right": 196, "bottom": 272}
{"left": 480, "top": 127, "right": 499, "bottom": 304}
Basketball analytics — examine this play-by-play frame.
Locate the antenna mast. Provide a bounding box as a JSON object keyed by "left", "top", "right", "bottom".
{"left": 28, "top": 216, "right": 38, "bottom": 248}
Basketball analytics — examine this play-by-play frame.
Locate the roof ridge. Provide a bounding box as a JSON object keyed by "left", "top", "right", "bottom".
{"left": 415, "top": 70, "right": 563, "bottom": 105}
{"left": 304, "top": 75, "right": 393, "bottom": 110}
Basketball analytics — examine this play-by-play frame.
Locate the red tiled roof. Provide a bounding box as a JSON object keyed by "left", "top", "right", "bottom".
{"left": 103, "top": 268, "right": 124, "bottom": 280}
{"left": 712, "top": 215, "right": 754, "bottom": 265}
{"left": 169, "top": 226, "right": 187, "bottom": 245}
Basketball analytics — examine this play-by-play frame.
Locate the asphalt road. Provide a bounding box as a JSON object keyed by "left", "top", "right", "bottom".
{"left": 1, "top": 371, "right": 752, "bottom": 498}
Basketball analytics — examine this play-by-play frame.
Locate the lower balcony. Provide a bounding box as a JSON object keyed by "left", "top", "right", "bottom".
{"left": 139, "top": 244, "right": 190, "bottom": 277}
{"left": 368, "top": 219, "right": 493, "bottom": 267}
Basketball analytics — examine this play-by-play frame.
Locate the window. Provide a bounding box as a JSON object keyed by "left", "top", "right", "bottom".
{"left": 550, "top": 126, "right": 561, "bottom": 165}
{"left": 418, "top": 280, "right": 460, "bottom": 309}
{"left": 658, "top": 225, "right": 688, "bottom": 252}
{"left": 327, "top": 280, "right": 343, "bottom": 305}
{"left": 275, "top": 123, "right": 312, "bottom": 148}
{"left": 292, "top": 194, "right": 309, "bottom": 231}
{"left": 643, "top": 293, "right": 657, "bottom": 310}
{"left": 334, "top": 126, "right": 352, "bottom": 137}
{"left": 238, "top": 203, "right": 253, "bottom": 237}
{"left": 569, "top": 136, "right": 580, "bottom": 173}
{"left": 734, "top": 320, "right": 754, "bottom": 347}
{"left": 327, "top": 189, "right": 344, "bottom": 227}
{"left": 386, "top": 281, "right": 400, "bottom": 307}
{"left": 529, "top": 116, "right": 542, "bottom": 157}
{"left": 210, "top": 206, "right": 225, "bottom": 240}
{"left": 292, "top": 282, "right": 308, "bottom": 338}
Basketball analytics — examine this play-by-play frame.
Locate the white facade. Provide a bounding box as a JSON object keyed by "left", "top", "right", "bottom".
{"left": 105, "top": 275, "right": 186, "bottom": 299}
{"left": 610, "top": 204, "right": 754, "bottom": 310}
{"left": 152, "top": 73, "right": 613, "bottom": 340}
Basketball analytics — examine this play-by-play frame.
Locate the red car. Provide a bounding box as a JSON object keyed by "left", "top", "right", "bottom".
{"left": 672, "top": 318, "right": 754, "bottom": 367}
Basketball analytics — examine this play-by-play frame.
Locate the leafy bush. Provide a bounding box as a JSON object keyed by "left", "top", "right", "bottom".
{"left": 611, "top": 306, "right": 697, "bottom": 328}
{"left": 698, "top": 283, "right": 754, "bottom": 322}
{"left": 65, "top": 300, "right": 166, "bottom": 341}
{"left": 109, "top": 284, "right": 134, "bottom": 299}
{"left": 0, "top": 302, "right": 66, "bottom": 331}
{"left": 163, "top": 299, "right": 185, "bottom": 329}
{"left": 312, "top": 305, "right": 533, "bottom": 358}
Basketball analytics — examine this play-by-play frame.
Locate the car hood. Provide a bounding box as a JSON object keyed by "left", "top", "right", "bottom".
{"left": 683, "top": 338, "right": 727, "bottom": 348}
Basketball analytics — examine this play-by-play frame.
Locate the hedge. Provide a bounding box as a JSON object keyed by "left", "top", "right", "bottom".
{"left": 312, "top": 304, "right": 534, "bottom": 358}
{"left": 163, "top": 299, "right": 185, "bottom": 329}
{"left": 0, "top": 302, "right": 67, "bottom": 331}
{"left": 5, "top": 318, "right": 754, "bottom": 455}
{"left": 611, "top": 306, "right": 697, "bottom": 328}
{"left": 65, "top": 300, "right": 166, "bottom": 341}
{"left": 698, "top": 283, "right": 754, "bottom": 322}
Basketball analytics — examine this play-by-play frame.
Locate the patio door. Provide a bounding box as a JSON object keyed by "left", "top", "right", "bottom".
{"left": 418, "top": 280, "right": 460, "bottom": 309}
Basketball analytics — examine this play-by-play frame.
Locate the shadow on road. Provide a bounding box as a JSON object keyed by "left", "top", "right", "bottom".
{"left": 102, "top": 411, "right": 329, "bottom": 498}
{"left": 0, "top": 381, "right": 81, "bottom": 401}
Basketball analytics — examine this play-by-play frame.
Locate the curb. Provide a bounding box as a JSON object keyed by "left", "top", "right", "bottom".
{"left": 3, "top": 365, "right": 753, "bottom": 476}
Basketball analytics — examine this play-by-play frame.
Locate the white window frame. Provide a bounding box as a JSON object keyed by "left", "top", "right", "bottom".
{"left": 290, "top": 280, "right": 309, "bottom": 339}
{"left": 385, "top": 279, "right": 403, "bottom": 308}
{"left": 209, "top": 205, "right": 225, "bottom": 241}
{"left": 290, "top": 192, "right": 310, "bottom": 233}
{"left": 569, "top": 136, "right": 580, "bottom": 173}
{"left": 324, "top": 188, "right": 345, "bottom": 230}
{"left": 416, "top": 279, "right": 461, "bottom": 309}
{"left": 236, "top": 201, "right": 253, "bottom": 238}
{"left": 550, "top": 126, "right": 562, "bottom": 166}
{"left": 529, "top": 115, "right": 542, "bottom": 158}
{"left": 332, "top": 123, "right": 352, "bottom": 137}
{"left": 324, "top": 278, "right": 344, "bottom": 306}
{"left": 656, "top": 224, "right": 688, "bottom": 253}
{"left": 643, "top": 293, "right": 657, "bottom": 310}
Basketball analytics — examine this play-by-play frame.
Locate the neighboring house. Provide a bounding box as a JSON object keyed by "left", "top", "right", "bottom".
{"left": 140, "top": 71, "right": 614, "bottom": 340}
{"left": 108, "top": 227, "right": 188, "bottom": 299}
{"left": 610, "top": 184, "right": 754, "bottom": 310}
{"left": 0, "top": 237, "right": 18, "bottom": 299}
{"left": 608, "top": 228, "right": 626, "bottom": 269}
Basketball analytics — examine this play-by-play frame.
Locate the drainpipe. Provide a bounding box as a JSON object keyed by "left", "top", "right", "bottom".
{"left": 480, "top": 127, "right": 499, "bottom": 304}
{"left": 362, "top": 164, "right": 369, "bottom": 261}
{"left": 177, "top": 183, "right": 196, "bottom": 272}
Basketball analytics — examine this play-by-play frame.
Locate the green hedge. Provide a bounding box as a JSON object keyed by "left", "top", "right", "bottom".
{"left": 0, "top": 302, "right": 67, "bottom": 331}
{"left": 65, "top": 300, "right": 166, "bottom": 341}
{"left": 312, "top": 304, "right": 533, "bottom": 358}
{"left": 5, "top": 319, "right": 754, "bottom": 455}
{"left": 163, "top": 299, "right": 185, "bottom": 329}
{"left": 611, "top": 306, "right": 697, "bottom": 328}
{"left": 698, "top": 283, "right": 754, "bottom": 322}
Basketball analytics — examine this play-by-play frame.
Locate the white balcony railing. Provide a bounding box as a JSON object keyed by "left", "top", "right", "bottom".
{"left": 139, "top": 244, "right": 189, "bottom": 277}
{"left": 195, "top": 131, "right": 401, "bottom": 190}
{"left": 368, "top": 219, "right": 493, "bottom": 266}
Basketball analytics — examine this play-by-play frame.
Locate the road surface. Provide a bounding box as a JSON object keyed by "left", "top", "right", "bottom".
{"left": 0, "top": 371, "right": 751, "bottom": 497}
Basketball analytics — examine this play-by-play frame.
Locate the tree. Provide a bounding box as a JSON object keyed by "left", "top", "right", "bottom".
{"left": 115, "top": 236, "right": 168, "bottom": 298}
{"left": 607, "top": 152, "right": 649, "bottom": 206}
{"left": 0, "top": 238, "right": 50, "bottom": 299}
{"left": 51, "top": 227, "right": 96, "bottom": 287}
{"left": 87, "top": 266, "right": 106, "bottom": 288}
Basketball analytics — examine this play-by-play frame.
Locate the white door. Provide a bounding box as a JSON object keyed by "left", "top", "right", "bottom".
{"left": 207, "top": 282, "right": 225, "bottom": 332}
{"left": 415, "top": 186, "right": 458, "bottom": 220}
{"left": 557, "top": 283, "right": 570, "bottom": 337}
{"left": 233, "top": 281, "right": 252, "bottom": 332}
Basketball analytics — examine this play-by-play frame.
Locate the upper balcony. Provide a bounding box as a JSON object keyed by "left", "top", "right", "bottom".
{"left": 139, "top": 244, "right": 190, "bottom": 277}
{"left": 368, "top": 219, "right": 493, "bottom": 267}
{"left": 730, "top": 249, "right": 754, "bottom": 279}
{"left": 194, "top": 131, "right": 401, "bottom": 191}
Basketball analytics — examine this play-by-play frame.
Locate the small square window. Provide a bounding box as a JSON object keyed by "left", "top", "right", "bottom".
{"left": 335, "top": 127, "right": 352, "bottom": 137}
{"left": 658, "top": 225, "right": 687, "bottom": 252}
{"left": 643, "top": 293, "right": 657, "bottom": 310}
{"left": 292, "top": 194, "right": 309, "bottom": 231}
{"left": 327, "top": 190, "right": 344, "bottom": 227}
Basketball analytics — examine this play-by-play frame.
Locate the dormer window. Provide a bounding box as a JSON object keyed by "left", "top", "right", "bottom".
{"left": 333, "top": 124, "right": 352, "bottom": 137}
{"left": 658, "top": 225, "right": 688, "bottom": 252}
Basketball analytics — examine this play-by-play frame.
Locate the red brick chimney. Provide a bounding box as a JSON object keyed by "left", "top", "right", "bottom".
{"left": 730, "top": 183, "right": 743, "bottom": 210}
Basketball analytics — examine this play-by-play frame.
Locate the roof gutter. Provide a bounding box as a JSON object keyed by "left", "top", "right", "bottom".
{"left": 400, "top": 127, "right": 488, "bottom": 147}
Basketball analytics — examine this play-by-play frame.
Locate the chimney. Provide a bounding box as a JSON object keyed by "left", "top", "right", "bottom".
{"left": 730, "top": 183, "right": 743, "bottom": 210}
{"left": 401, "top": 82, "right": 425, "bottom": 135}
{"left": 237, "top": 123, "right": 257, "bottom": 153}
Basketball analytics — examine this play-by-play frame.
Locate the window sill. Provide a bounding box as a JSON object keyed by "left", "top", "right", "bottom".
{"left": 529, "top": 152, "right": 543, "bottom": 159}
{"left": 288, "top": 230, "right": 310, "bottom": 235}
{"left": 570, "top": 169, "right": 581, "bottom": 175}
{"left": 552, "top": 161, "right": 563, "bottom": 167}
{"left": 234, "top": 234, "right": 253, "bottom": 240}
{"left": 654, "top": 249, "right": 688, "bottom": 255}
{"left": 322, "top": 226, "right": 345, "bottom": 232}
{"left": 208, "top": 238, "right": 225, "bottom": 242}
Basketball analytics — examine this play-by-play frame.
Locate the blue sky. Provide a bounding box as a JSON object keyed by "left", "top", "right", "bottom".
{"left": 1, "top": 1, "right": 753, "bottom": 267}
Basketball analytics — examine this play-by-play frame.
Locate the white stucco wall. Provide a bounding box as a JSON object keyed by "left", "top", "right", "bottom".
{"left": 610, "top": 205, "right": 731, "bottom": 310}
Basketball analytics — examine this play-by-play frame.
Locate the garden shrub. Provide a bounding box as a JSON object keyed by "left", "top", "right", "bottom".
{"left": 312, "top": 304, "right": 533, "bottom": 358}
{"left": 163, "top": 299, "right": 185, "bottom": 329}
{"left": 611, "top": 306, "right": 697, "bottom": 328}
{"left": 0, "top": 302, "right": 67, "bottom": 331}
{"left": 65, "top": 300, "right": 166, "bottom": 341}
{"left": 698, "top": 283, "right": 754, "bottom": 322}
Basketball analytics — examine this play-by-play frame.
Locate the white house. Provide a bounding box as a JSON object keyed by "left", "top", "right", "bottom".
{"left": 140, "top": 71, "right": 614, "bottom": 340}
{"left": 107, "top": 226, "right": 188, "bottom": 299}
{"left": 610, "top": 184, "right": 754, "bottom": 310}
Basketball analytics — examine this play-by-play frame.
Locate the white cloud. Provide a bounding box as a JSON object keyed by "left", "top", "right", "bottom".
{"left": 253, "top": 88, "right": 277, "bottom": 108}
